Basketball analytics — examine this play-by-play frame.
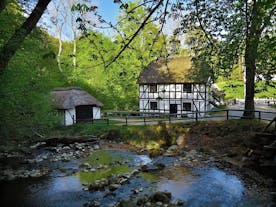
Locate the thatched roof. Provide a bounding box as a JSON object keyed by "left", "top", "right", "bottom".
{"left": 138, "top": 56, "right": 209, "bottom": 84}
{"left": 51, "top": 87, "right": 103, "bottom": 110}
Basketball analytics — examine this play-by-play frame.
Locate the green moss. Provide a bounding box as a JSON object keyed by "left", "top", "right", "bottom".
{"left": 77, "top": 164, "right": 131, "bottom": 184}
{"left": 139, "top": 173, "right": 159, "bottom": 182}
{"left": 77, "top": 150, "right": 134, "bottom": 184}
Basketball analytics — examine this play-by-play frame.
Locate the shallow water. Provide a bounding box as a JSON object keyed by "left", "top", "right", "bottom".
{"left": 0, "top": 149, "right": 273, "bottom": 207}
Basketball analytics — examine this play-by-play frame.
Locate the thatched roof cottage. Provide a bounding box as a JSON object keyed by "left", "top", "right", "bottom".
{"left": 138, "top": 56, "right": 212, "bottom": 116}
{"left": 51, "top": 87, "right": 103, "bottom": 125}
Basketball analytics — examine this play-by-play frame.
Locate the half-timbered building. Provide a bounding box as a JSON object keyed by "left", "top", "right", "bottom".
{"left": 138, "top": 56, "right": 212, "bottom": 116}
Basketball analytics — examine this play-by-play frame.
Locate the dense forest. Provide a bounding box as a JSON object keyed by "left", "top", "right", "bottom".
{"left": 0, "top": 0, "right": 275, "bottom": 140}
{"left": 0, "top": 0, "right": 174, "bottom": 139}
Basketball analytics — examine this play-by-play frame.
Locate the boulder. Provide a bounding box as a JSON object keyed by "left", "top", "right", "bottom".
{"left": 149, "top": 192, "right": 172, "bottom": 204}
{"left": 139, "top": 164, "right": 164, "bottom": 172}
{"left": 167, "top": 145, "right": 180, "bottom": 154}
{"left": 175, "top": 199, "right": 185, "bottom": 206}
{"left": 117, "top": 199, "right": 136, "bottom": 207}
{"left": 176, "top": 135, "right": 185, "bottom": 147}
{"left": 109, "top": 184, "right": 121, "bottom": 191}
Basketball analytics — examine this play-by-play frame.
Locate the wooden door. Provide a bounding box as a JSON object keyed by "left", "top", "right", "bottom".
{"left": 170, "top": 104, "right": 178, "bottom": 114}
{"left": 76, "top": 105, "right": 92, "bottom": 123}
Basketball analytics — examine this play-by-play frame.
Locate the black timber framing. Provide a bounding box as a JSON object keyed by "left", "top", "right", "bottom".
{"left": 139, "top": 83, "right": 208, "bottom": 114}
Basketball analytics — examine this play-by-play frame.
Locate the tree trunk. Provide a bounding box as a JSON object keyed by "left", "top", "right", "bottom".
{"left": 70, "top": 7, "right": 77, "bottom": 70}
{"left": 0, "top": 0, "right": 51, "bottom": 74}
{"left": 243, "top": 43, "right": 256, "bottom": 118}
{"left": 73, "top": 37, "right": 77, "bottom": 69}
{"left": 57, "top": 29, "right": 63, "bottom": 72}
{"left": 0, "top": 0, "right": 7, "bottom": 11}
{"left": 242, "top": 1, "right": 262, "bottom": 118}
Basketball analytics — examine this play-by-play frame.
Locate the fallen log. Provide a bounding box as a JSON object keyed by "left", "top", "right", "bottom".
{"left": 43, "top": 135, "right": 99, "bottom": 146}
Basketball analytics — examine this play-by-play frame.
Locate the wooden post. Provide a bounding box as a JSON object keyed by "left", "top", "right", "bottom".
{"left": 125, "top": 117, "right": 128, "bottom": 126}
{"left": 144, "top": 117, "right": 146, "bottom": 125}
{"left": 226, "top": 110, "right": 229, "bottom": 120}
{"left": 258, "top": 111, "right": 261, "bottom": 121}
{"left": 195, "top": 111, "right": 198, "bottom": 122}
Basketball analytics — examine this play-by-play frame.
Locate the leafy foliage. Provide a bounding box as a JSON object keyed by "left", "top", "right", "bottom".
{"left": 0, "top": 0, "right": 65, "bottom": 140}
{"left": 217, "top": 80, "right": 276, "bottom": 99}
{"left": 173, "top": 0, "right": 275, "bottom": 117}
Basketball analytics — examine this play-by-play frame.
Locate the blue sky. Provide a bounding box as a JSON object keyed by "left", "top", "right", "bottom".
{"left": 96, "top": 0, "right": 121, "bottom": 24}
{"left": 36, "top": 0, "right": 179, "bottom": 41}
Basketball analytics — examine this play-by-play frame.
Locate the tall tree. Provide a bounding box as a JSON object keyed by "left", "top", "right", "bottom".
{"left": 48, "top": 0, "right": 68, "bottom": 73}
{"left": 0, "top": 0, "right": 51, "bottom": 74}
{"left": 174, "top": 0, "right": 276, "bottom": 118}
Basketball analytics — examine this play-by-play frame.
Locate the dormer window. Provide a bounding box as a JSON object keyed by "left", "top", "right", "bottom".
{"left": 183, "top": 83, "right": 192, "bottom": 93}
{"left": 149, "top": 84, "right": 157, "bottom": 92}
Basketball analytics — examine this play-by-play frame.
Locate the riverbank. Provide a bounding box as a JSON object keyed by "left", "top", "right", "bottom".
{"left": 0, "top": 119, "right": 275, "bottom": 205}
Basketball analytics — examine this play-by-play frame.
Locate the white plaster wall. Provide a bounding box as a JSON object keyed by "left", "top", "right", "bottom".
{"left": 93, "top": 107, "right": 101, "bottom": 119}
{"left": 65, "top": 108, "right": 75, "bottom": 126}
{"left": 139, "top": 83, "right": 211, "bottom": 114}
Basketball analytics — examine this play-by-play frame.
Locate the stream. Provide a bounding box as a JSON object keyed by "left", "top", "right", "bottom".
{"left": 0, "top": 148, "right": 273, "bottom": 207}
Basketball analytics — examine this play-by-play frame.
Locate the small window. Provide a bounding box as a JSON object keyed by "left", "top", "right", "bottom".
{"left": 183, "top": 83, "right": 192, "bottom": 93}
{"left": 149, "top": 84, "right": 157, "bottom": 92}
{"left": 150, "top": 102, "right": 158, "bottom": 110}
{"left": 183, "top": 102, "right": 192, "bottom": 111}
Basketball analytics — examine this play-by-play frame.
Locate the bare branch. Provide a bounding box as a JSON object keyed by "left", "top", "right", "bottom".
{"left": 104, "top": 0, "right": 164, "bottom": 68}
{"left": 194, "top": 0, "right": 214, "bottom": 47}
{"left": 148, "top": 0, "right": 169, "bottom": 59}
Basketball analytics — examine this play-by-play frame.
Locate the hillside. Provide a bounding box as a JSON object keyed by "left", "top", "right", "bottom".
{"left": 0, "top": 0, "right": 162, "bottom": 140}
{"left": 0, "top": 0, "right": 66, "bottom": 140}
{"left": 217, "top": 80, "right": 276, "bottom": 100}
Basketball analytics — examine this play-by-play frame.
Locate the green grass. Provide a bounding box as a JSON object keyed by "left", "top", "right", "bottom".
{"left": 216, "top": 81, "right": 244, "bottom": 99}
{"left": 216, "top": 80, "right": 276, "bottom": 100}
{"left": 50, "top": 123, "right": 125, "bottom": 137}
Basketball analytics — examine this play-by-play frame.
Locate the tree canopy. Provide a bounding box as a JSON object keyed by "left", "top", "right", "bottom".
{"left": 0, "top": 0, "right": 275, "bottom": 140}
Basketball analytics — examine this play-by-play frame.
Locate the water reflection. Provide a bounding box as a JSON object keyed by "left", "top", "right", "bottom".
{"left": 0, "top": 150, "right": 273, "bottom": 207}
{"left": 134, "top": 154, "right": 152, "bottom": 165}
{"left": 156, "top": 167, "right": 268, "bottom": 207}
